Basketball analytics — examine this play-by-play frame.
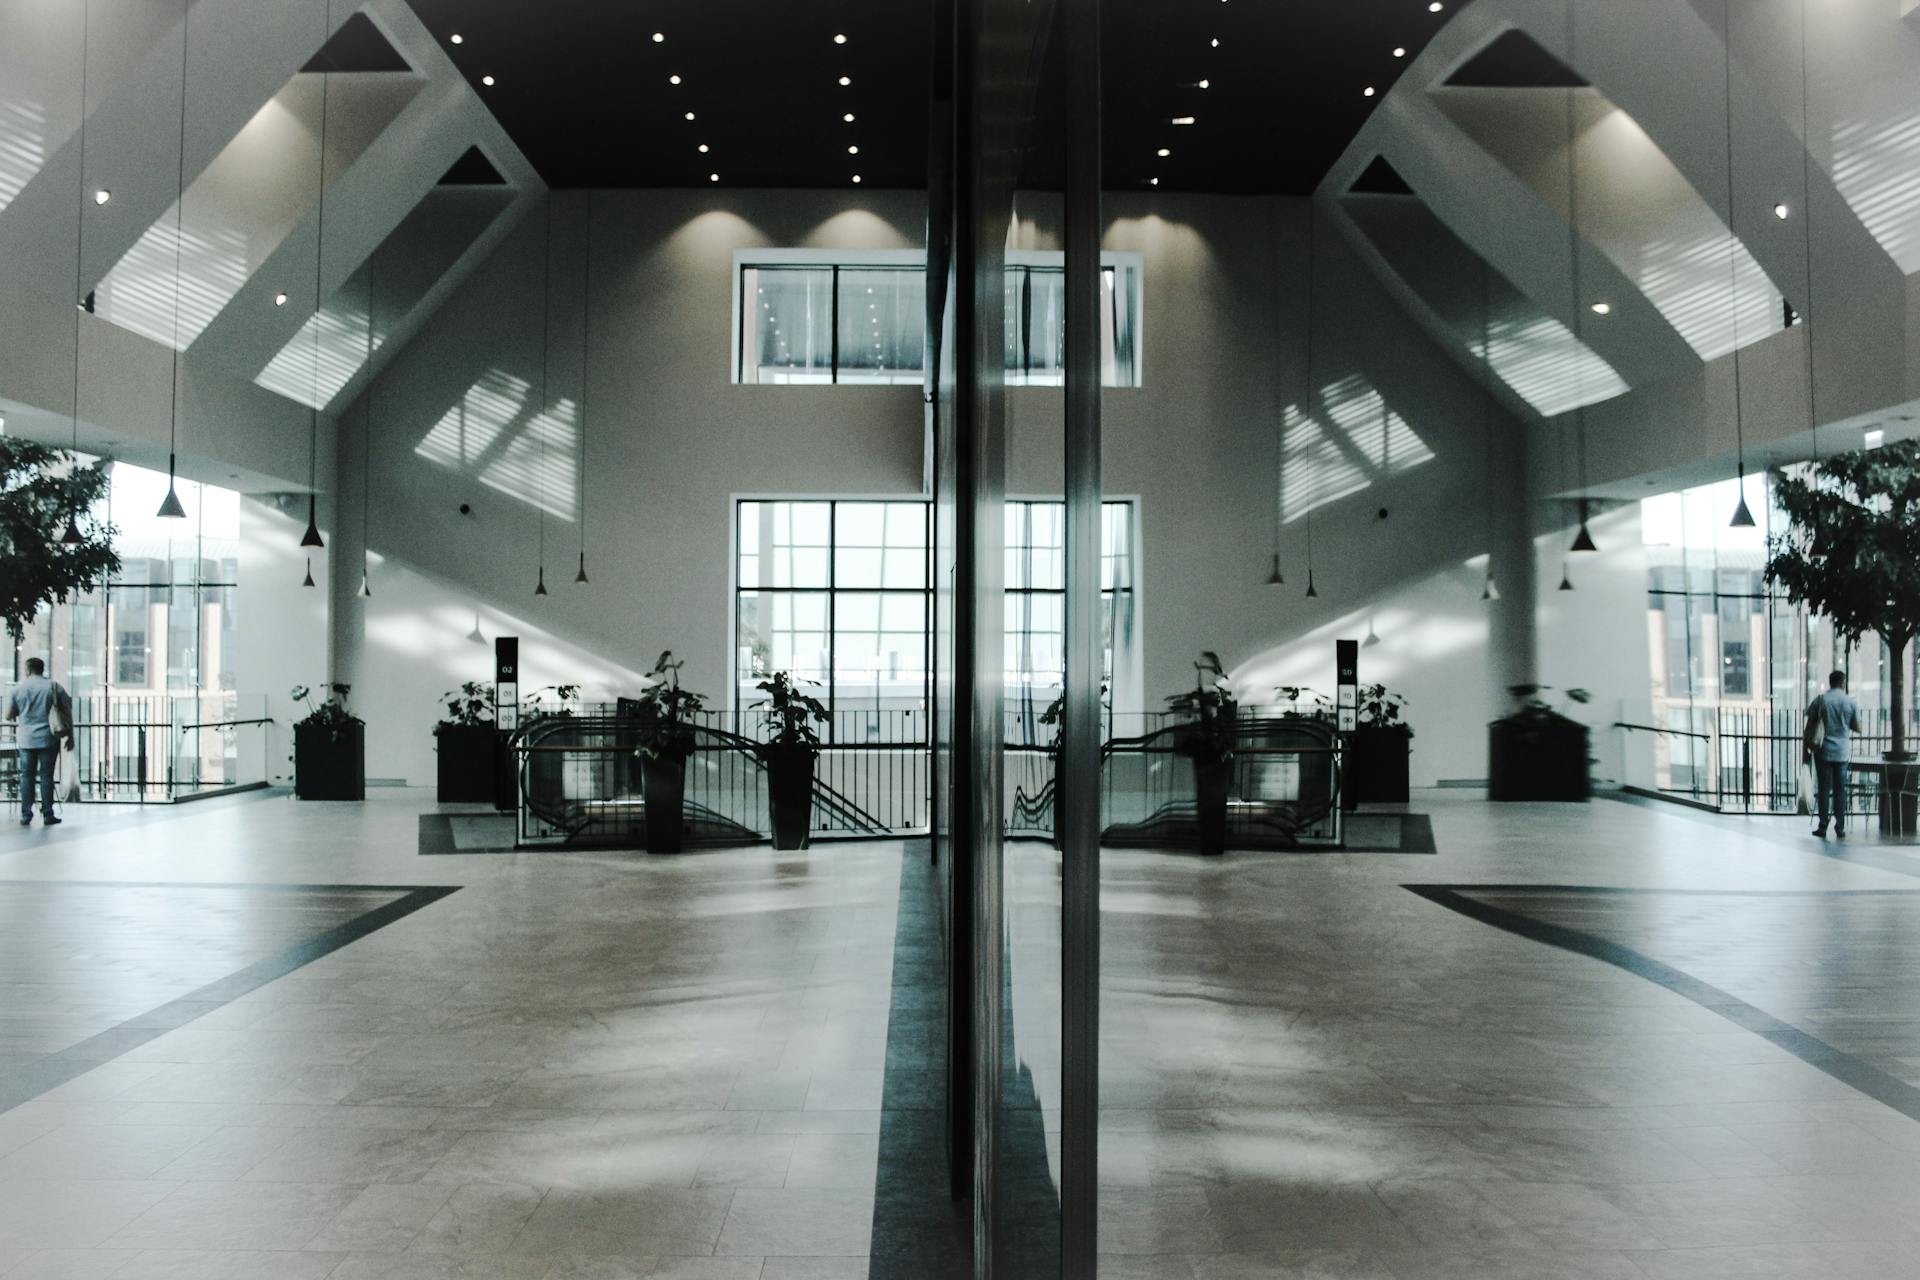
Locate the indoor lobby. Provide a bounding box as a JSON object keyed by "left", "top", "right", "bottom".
{"left": 2, "top": 0, "right": 1920, "bottom": 1277}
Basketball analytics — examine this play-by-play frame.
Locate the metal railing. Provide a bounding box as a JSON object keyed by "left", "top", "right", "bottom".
{"left": 1621, "top": 707, "right": 1919, "bottom": 817}
{"left": 0, "top": 692, "right": 271, "bottom": 805}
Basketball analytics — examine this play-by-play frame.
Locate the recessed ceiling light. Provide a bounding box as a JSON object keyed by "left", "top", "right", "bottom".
{"left": 92, "top": 189, "right": 109, "bottom": 205}
{"left": 669, "top": 74, "right": 681, "bottom": 84}
{"left": 1363, "top": 86, "right": 1376, "bottom": 97}
{"left": 1774, "top": 202, "right": 1791, "bottom": 219}
{"left": 1149, "top": 177, "right": 1160, "bottom": 186}
{"left": 1393, "top": 46, "right": 1407, "bottom": 57}
{"left": 652, "top": 31, "right": 665, "bottom": 42}
{"left": 1590, "top": 302, "right": 1612, "bottom": 315}
{"left": 1157, "top": 147, "right": 1171, "bottom": 157}
{"left": 709, "top": 173, "right": 719, "bottom": 182}
{"left": 685, "top": 111, "right": 696, "bottom": 121}
{"left": 834, "top": 33, "right": 847, "bottom": 44}
{"left": 449, "top": 33, "right": 463, "bottom": 44}
{"left": 852, "top": 174, "right": 862, "bottom": 184}
{"left": 1866, "top": 427, "right": 1886, "bottom": 448}
{"left": 274, "top": 292, "right": 288, "bottom": 306}
{"left": 1171, "top": 116, "right": 1195, "bottom": 125}
{"left": 1198, "top": 78, "right": 1210, "bottom": 89}
{"left": 838, "top": 75, "right": 851, "bottom": 86}
{"left": 848, "top": 144, "right": 859, "bottom": 154}
{"left": 1429, "top": 1, "right": 1443, "bottom": 10}
{"left": 481, "top": 74, "right": 495, "bottom": 86}
{"left": 698, "top": 143, "right": 709, "bottom": 153}
{"left": 843, "top": 113, "right": 856, "bottom": 122}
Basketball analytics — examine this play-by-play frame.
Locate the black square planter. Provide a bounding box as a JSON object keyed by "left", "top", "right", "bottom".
{"left": 1348, "top": 727, "right": 1412, "bottom": 806}
{"left": 1488, "top": 714, "right": 1590, "bottom": 802}
{"left": 435, "top": 724, "right": 499, "bottom": 804}
{"left": 294, "top": 721, "right": 365, "bottom": 801}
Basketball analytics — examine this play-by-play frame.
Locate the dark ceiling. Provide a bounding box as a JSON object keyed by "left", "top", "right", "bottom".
{"left": 400, "top": 0, "right": 1457, "bottom": 193}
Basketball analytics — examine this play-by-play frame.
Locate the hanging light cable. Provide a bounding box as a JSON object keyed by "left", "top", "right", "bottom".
{"left": 1723, "top": 0, "right": 1757, "bottom": 529}
{"left": 534, "top": 196, "right": 552, "bottom": 598}
{"left": 1798, "top": 0, "right": 1819, "bottom": 468}
{"left": 62, "top": 0, "right": 93, "bottom": 544}
{"left": 1480, "top": 260, "right": 1499, "bottom": 601}
{"left": 1266, "top": 199, "right": 1284, "bottom": 586}
{"left": 1303, "top": 197, "right": 1319, "bottom": 600}
{"left": 360, "top": 268, "right": 373, "bottom": 597}
{"left": 1563, "top": 0, "right": 1597, "bottom": 555}
{"left": 574, "top": 193, "right": 592, "bottom": 585}
{"left": 299, "top": 0, "right": 332, "bottom": 552}
{"left": 155, "top": 0, "right": 192, "bottom": 520}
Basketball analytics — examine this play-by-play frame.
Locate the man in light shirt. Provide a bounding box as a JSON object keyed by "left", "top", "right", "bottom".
{"left": 6, "top": 658, "right": 74, "bottom": 827}
{"left": 1806, "top": 669, "right": 1864, "bottom": 840}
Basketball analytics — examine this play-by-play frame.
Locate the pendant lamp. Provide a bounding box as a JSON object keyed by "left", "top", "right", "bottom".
{"left": 1797, "top": 0, "right": 1820, "bottom": 463}
{"left": 1479, "top": 261, "right": 1498, "bottom": 601}
{"left": 534, "top": 198, "right": 553, "bottom": 597}
{"left": 1266, "top": 555, "right": 1285, "bottom": 588}
{"left": 62, "top": 0, "right": 92, "bottom": 545}
{"left": 359, "top": 270, "right": 374, "bottom": 595}
{"left": 1302, "top": 200, "right": 1320, "bottom": 601}
{"left": 575, "top": 193, "right": 594, "bottom": 586}
{"left": 302, "top": 556, "right": 316, "bottom": 589}
{"left": 1561, "top": 1, "right": 1596, "bottom": 552}
{"left": 466, "top": 613, "right": 487, "bottom": 646}
{"left": 299, "top": 0, "right": 333, "bottom": 553}
{"left": 157, "top": 0, "right": 192, "bottom": 520}
{"left": 1559, "top": 562, "right": 1575, "bottom": 592}
{"left": 1570, "top": 501, "right": 1598, "bottom": 553}
{"left": 1721, "top": 0, "right": 1756, "bottom": 529}
{"left": 1265, "top": 199, "right": 1285, "bottom": 587}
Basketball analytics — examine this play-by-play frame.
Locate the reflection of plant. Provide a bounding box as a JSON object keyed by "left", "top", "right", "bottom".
{"left": 1505, "top": 684, "right": 1591, "bottom": 724}
{"left": 1167, "top": 651, "right": 1237, "bottom": 764}
{"left": 1273, "top": 685, "right": 1335, "bottom": 722}
{"left": 292, "top": 683, "right": 361, "bottom": 737}
{"left": 0, "top": 438, "right": 120, "bottom": 640}
{"left": 635, "top": 652, "right": 708, "bottom": 762}
{"left": 436, "top": 681, "right": 494, "bottom": 731}
{"left": 756, "top": 671, "right": 828, "bottom": 749}
{"left": 1357, "top": 684, "right": 1412, "bottom": 736}
{"left": 522, "top": 684, "right": 580, "bottom": 722}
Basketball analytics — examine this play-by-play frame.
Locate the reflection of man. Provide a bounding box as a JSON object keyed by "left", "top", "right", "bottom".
{"left": 1806, "top": 669, "right": 1863, "bottom": 840}
{"left": 7, "top": 658, "right": 74, "bottom": 827}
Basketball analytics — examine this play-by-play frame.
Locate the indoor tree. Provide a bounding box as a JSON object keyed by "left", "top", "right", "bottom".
{"left": 1765, "top": 439, "right": 1920, "bottom": 760}
{"left": 0, "top": 438, "right": 118, "bottom": 640}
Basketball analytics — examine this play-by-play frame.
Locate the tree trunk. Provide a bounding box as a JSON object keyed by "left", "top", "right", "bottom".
{"left": 1892, "top": 633, "right": 1912, "bottom": 759}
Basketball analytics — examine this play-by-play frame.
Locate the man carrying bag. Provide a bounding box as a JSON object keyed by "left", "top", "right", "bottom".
{"left": 6, "top": 658, "right": 74, "bottom": 827}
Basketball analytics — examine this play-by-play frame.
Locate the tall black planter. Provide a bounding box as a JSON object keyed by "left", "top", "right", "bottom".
{"left": 1882, "top": 754, "right": 1919, "bottom": 833}
{"left": 294, "top": 721, "right": 364, "bottom": 801}
{"left": 763, "top": 743, "right": 816, "bottom": 851}
{"left": 1192, "top": 755, "right": 1233, "bottom": 856}
{"left": 642, "top": 752, "right": 689, "bottom": 853}
{"left": 1349, "top": 726, "right": 1412, "bottom": 806}
{"left": 434, "top": 724, "right": 497, "bottom": 803}
{"left": 1488, "top": 712, "right": 1590, "bottom": 802}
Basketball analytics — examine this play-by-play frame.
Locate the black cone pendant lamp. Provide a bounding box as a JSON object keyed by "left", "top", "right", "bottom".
{"left": 1264, "top": 201, "right": 1285, "bottom": 587}
{"left": 298, "top": 0, "right": 332, "bottom": 558}
{"left": 575, "top": 193, "right": 594, "bottom": 587}
{"left": 1266, "top": 555, "right": 1285, "bottom": 588}
{"left": 534, "top": 199, "right": 554, "bottom": 598}
{"left": 300, "top": 495, "right": 323, "bottom": 547}
{"left": 1721, "top": 0, "right": 1757, "bottom": 530}
{"left": 574, "top": 552, "right": 589, "bottom": 586}
{"left": 63, "top": 0, "right": 92, "bottom": 545}
{"left": 1560, "top": 1, "right": 1597, "bottom": 553}
{"left": 1302, "top": 200, "right": 1320, "bottom": 602}
{"left": 156, "top": 0, "right": 191, "bottom": 520}
{"left": 534, "top": 566, "right": 548, "bottom": 597}
{"left": 302, "top": 556, "right": 316, "bottom": 589}
{"left": 1559, "top": 562, "right": 1575, "bottom": 592}
{"left": 1570, "top": 501, "right": 1598, "bottom": 553}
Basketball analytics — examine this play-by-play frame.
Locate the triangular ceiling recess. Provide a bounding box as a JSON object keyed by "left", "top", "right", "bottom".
{"left": 1447, "top": 29, "right": 1589, "bottom": 88}
{"left": 1350, "top": 156, "right": 1415, "bottom": 195}
{"left": 439, "top": 147, "right": 507, "bottom": 186}
{"left": 302, "top": 13, "right": 412, "bottom": 74}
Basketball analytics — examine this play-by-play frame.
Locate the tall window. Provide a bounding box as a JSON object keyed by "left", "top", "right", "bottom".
{"left": 735, "top": 251, "right": 1144, "bottom": 387}
{"left": 735, "top": 498, "right": 1136, "bottom": 731}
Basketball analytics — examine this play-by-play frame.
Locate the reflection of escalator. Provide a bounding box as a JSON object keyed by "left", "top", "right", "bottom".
{"left": 1102, "top": 717, "right": 1342, "bottom": 850}
{"left": 515, "top": 714, "right": 893, "bottom": 848}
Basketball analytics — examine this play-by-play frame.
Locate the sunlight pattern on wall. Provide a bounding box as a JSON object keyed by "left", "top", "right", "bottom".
{"left": 1474, "top": 314, "right": 1628, "bottom": 418}
{"left": 1636, "top": 229, "right": 1780, "bottom": 361}
{"left": 255, "top": 295, "right": 383, "bottom": 409}
{"left": 415, "top": 370, "right": 579, "bottom": 520}
{"left": 0, "top": 98, "right": 47, "bottom": 215}
{"left": 1280, "top": 377, "right": 1436, "bottom": 523}
{"left": 92, "top": 214, "right": 250, "bottom": 350}
{"left": 1831, "top": 110, "right": 1920, "bottom": 272}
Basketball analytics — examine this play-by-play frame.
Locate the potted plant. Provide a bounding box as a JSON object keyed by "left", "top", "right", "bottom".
{"left": 292, "top": 683, "right": 364, "bottom": 801}
{"left": 755, "top": 672, "right": 828, "bottom": 850}
{"left": 1351, "top": 684, "right": 1414, "bottom": 805}
{"left": 633, "top": 652, "right": 708, "bottom": 852}
{"left": 1272, "top": 686, "right": 1335, "bottom": 723}
{"left": 1766, "top": 441, "right": 1920, "bottom": 832}
{"left": 1489, "top": 685, "right": 1591, "bottom": 802}
{"left": 433, "top": 682, "right": 496, "bottom": 803}
{"left": 1167, "top": 651, "right": 1238, "bottom": 855}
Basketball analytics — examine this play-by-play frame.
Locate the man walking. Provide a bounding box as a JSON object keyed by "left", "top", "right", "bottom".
{"left": 7, "top": 658, "right": 73, "bottom": 827}
{"left": 1807, "top": 669, "right": 1864, "bottom": 840}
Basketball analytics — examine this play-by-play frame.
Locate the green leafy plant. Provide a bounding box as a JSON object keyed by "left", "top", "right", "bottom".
{"left": 1166, "top": 651, "right": 1238, "bottom": 764}
{"left": 291, "top": 683, "right": 361, "bottom": 737}
{"left": 0, "top": 438, "right": 119, "bottom": 640}
{"left": 634, "top": 652, "right": 708, "bottom": 762}
{"left": 1273, "top": 685, "right": 1336, "bottom": 722}
{"left": 1766, "top": 440, "right": 1920, "bottom": 758}
{"left": 435, "top": 681, "right": 494, "bottom": 731}
{"left": 756, "top": 671, "right": 828, "bottom": 748}
{"left": 1506, "top": 683, "right": 1591, "bottom": 723}
{"left": 522, "top": 684, "right": 580, "bottom": 722}
{"left": 1356, "top": 683, "right": 1412, "bottom": 736}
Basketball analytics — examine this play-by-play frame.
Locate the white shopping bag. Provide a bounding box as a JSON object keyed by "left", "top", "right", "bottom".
{"left": 58, "top": 743, "right": 80, "bottom": 805}
{"left": 1796, "top": 761, "right": 1814, "bottom": 815}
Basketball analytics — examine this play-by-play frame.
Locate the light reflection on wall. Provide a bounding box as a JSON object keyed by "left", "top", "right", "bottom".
{"left": 93, "top": 217, "right": 251, "bottom": 350}
{"left": 414, "top": 369, "right": 579, "bottom": 520}
{"left": 255, "top": 294, "right": 383, "bottom": 409}
{"left": 1831, "top": 111, "right": 1920, "bottom": 273}
{"left": 1637, "top": 230, "right": 1779, "bottom": 362}
{"left": 1281, "top": 376, "right": 1436, "bottom": 523}
{"left": 0, "top": 98, "right": 47, "bottom": 215}
{"left": 1472, "top": 313, "right": 1627, "bottom": 418}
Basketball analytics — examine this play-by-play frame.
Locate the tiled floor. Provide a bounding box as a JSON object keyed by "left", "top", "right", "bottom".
{"left": 0, "top": 790, "right": 1917, "bottom": 1277}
